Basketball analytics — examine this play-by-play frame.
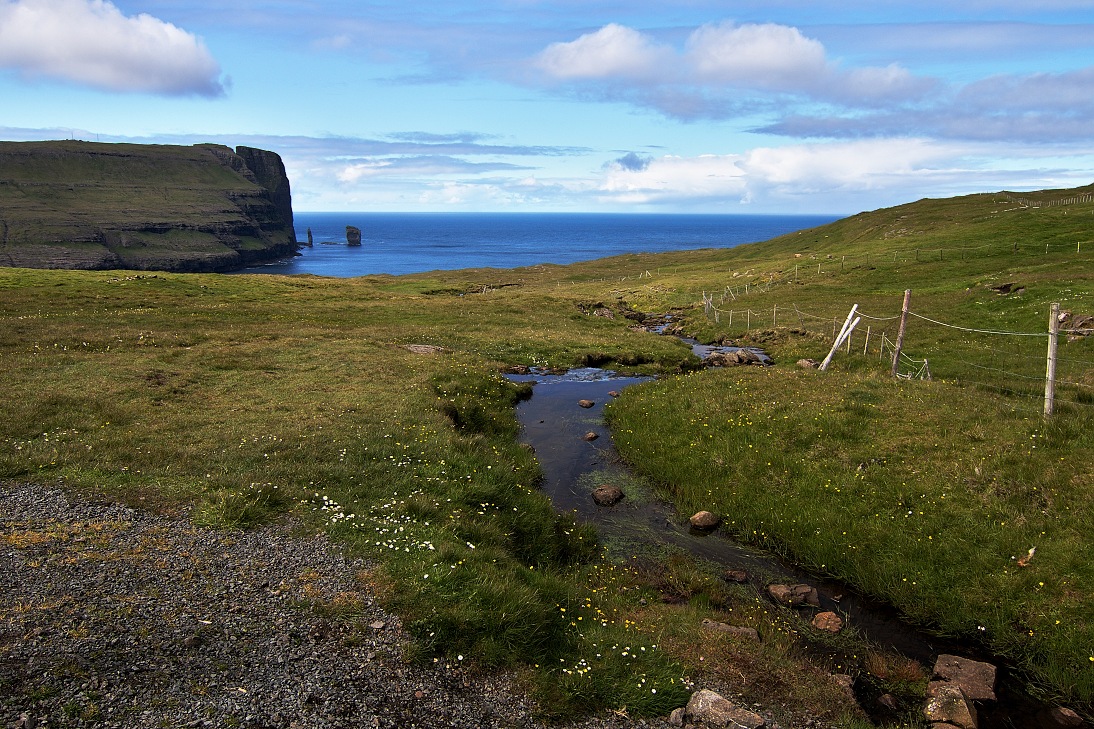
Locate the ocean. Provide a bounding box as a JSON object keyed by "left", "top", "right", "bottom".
{"left": 235, "top": 212, "right": 842, "bottom": 277}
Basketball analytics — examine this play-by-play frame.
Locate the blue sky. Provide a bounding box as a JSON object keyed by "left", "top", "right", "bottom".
{"left": 2, "top": 1, "right": 1094, "bottom": 214}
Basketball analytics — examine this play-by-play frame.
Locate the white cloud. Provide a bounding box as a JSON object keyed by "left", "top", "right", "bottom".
{"left": 685, "top": 22, "right": 828, "bottom": 90}
{"left": 739, "top": 138, "right": 954, "bottom": 189}
{"left": 535, "top": 23, "right": 671, "bottom": 80}
{"left": 599, "top": 154, "right": 747, "bottom": 204}
{"left": 596, "top": 138, "right": 969, "bottom": 208}
{"left": 0, "top": 0, "right": 224, "bottom": 96}
{"left": 531, "top": 21, "right": 931, "bottom": 118}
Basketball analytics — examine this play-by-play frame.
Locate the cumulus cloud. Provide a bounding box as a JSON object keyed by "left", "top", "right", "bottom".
{"left": 685, "top": 22, "right": 828, "bottom": 90}
{"left": 532, "top": 21, "right": 933, "bottom": 117}
{"left": 536, "top": 23, "right": 672, "bottom": 80}
{"left": 0, "top": 0, "right": 225, "bottom": 96}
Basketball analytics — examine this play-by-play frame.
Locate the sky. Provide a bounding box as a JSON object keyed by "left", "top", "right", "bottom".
{"left": 2, "top": 1, "right": 1094, "bottom": 214}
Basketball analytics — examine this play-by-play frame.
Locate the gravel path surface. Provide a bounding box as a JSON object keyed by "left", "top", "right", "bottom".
{"left": 1, "top": 482, "right": 673, "bottom": 729}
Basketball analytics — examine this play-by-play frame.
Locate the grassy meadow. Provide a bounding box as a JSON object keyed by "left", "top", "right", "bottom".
{"left": 2, "top": 185, "right": 1093, "bottom": 725}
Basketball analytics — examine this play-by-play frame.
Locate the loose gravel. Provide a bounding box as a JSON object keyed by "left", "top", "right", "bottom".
{"left": 1, "top": 482, "right": 672, "bottom": 729}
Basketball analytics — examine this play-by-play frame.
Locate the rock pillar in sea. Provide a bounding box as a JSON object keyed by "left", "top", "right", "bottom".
{"left": 346, "top": 225, "right": 362, "bottom": 246}
{"left": 306, "top": 227, "right": 313, "bottom": 246}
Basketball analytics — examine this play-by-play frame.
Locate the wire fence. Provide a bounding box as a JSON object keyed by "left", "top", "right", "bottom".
{"left": 700, "top": 294, "right": 1094, "bottom": 417}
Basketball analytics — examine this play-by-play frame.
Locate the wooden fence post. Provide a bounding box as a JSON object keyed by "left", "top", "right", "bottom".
{"left": 1045, "top": 302, "right": 1060, "bottom": 417}
{"left": 891, "top": 289, "right": 912, "bottom": 377}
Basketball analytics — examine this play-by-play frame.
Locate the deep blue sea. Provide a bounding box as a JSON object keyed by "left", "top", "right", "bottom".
{"left": 235, "top": 212, "right": 842, "bottom": 277}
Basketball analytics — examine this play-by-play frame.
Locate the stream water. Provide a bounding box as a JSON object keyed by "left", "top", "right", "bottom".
{"left": 507, "top": 364, "right": 1048, "bottom": 728}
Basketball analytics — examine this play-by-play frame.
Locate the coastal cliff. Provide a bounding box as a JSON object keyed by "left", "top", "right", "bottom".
{"left": 0, "top": 141, "right": 298, "bottom": 272}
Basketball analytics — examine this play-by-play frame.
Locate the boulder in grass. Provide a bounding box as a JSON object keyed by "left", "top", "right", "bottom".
{"left": 685, "top": 689, "right": 766, "bottom": 729}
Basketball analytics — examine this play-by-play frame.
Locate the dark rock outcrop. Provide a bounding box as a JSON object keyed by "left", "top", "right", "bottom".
{"left": 0, "top": 140, "right": 298, "bottom": 272}
{"left": 346, "top": 225, "right": 362, "bottom": 246}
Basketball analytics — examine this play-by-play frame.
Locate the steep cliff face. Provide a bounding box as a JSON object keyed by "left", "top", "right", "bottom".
{"left": 235, "top": 145, "right": 295, "bottom": 235}
{"left": 0, "top": 141, "right": 299, "bottom": 272}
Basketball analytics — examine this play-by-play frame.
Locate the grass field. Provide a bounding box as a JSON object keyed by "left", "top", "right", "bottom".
{"left": 2, "top": 185, "right": 1093, "bottom": 725}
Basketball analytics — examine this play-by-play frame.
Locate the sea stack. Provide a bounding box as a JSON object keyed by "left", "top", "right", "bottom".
{"left": 346, "top": 225, "right": 362, "bottom": 246}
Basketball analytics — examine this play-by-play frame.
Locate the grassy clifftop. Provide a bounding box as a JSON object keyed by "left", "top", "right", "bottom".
{"left": 0, "top": 141, "right": 298, "bottom": 272}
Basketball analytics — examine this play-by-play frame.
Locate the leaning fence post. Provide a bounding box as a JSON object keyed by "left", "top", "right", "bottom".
{"left": 1045, "top": 302, "right": 1060, "bottom": 417}
{"left": 891, "top": 289, "right": 912, "bottom": 377}
{"left": 821, "top": 305, "right": 860, "bottom": 371}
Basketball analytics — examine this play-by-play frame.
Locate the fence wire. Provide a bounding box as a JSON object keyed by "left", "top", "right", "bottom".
{"left": 699, "top": 296, "right": 1094, "bottom": 415}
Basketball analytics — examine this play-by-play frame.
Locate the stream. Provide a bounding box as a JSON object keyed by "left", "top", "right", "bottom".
{"left": 507, "top": 355, "right": 1053, "bottom": 728}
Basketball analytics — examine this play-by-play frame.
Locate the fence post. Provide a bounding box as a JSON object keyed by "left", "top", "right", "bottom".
{"left": 773, "top": 305, "right": 777, "bottom": 328}
{"left": 821, "top": 305, "right": 860, "bottom": 371}
{"left": 1045, "top": 302, "right": 1060, "bottom": 417}
{"left": 891, "top": 289, "right": 912, "bottom": 377}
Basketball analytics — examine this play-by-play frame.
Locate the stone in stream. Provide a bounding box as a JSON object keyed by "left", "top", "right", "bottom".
{"left": 923, "top": 684, "right": 977, "bottom": 729}
{"left": 1039, "top": 706, "right": 1084, "bottom": 728}
{"left": 723, "top": 568, "right": 749, "bottom": 583}
{"left": 931, "top": 654, "right": 997, "bottom": 702}
{"left": 811, "top": 611, "right": 844, "bottom": 633}
{"left": 689, "top": 510, "right": 721, "bottom": 530}
{"left": 592, "top": 485, "right": 624, "bottom": 506}
{"left": 767, "top": 583, "right": 821, "bottom": 607}
{"left": 577, "top": 399, "right": 595, "bottom": 409}
{"left": 582, "top": 431, "right": 599, "bottom": 441}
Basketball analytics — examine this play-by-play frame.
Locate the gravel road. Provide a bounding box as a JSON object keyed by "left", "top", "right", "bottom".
{"left": 1, "top": 482, "right": 674, "bottom": 729}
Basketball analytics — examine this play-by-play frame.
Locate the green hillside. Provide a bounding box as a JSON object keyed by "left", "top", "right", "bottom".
{"left": 1, "top": 182, "right": 1092, "bottom": 726}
